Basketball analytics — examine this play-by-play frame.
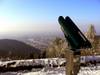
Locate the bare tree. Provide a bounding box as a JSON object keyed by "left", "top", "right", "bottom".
{"left": 46, "top": 37, "right": 68, "bottom": 58}
{"left": 85, "top": 24, "right": 96, "bottom": 42}
{"left": 81, "top": 24, "right": 97, "bottom": 55}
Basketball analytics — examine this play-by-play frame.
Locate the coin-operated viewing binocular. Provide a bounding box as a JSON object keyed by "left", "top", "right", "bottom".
{"left": 58, "top": 16, "right": 92, "bottom": 52}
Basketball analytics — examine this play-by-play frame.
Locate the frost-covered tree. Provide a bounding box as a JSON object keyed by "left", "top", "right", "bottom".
{"left": 85, "top": 24, "right": 96, "bottom": 42}
{"left": 81, "top": 25, "right": 98, "bottom": 55}
{"left": 46, "top": 37, "right": 68, "bottom": 58}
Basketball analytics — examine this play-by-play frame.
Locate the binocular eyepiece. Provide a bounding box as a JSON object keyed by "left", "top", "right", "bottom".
{"left": 58, "top": 16, "right": 92, "bottom": 51}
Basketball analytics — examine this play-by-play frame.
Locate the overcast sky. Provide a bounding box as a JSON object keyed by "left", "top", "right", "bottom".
{"left": 0, "top": 0, "right": 100, "bottom": 35}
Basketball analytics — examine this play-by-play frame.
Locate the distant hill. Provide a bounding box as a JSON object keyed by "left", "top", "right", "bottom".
{"left": 0, "top": 39, "right": 41, "bottom": 59}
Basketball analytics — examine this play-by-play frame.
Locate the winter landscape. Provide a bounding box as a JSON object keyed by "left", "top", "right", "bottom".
{"left": 1, "top": 57, "right": 100, "bottom": 75}
{"left": 0, "top": 0, "right": 100, "bottom": 75}
{"left": 0, "top": 58, "right": 66, "bottom": 75}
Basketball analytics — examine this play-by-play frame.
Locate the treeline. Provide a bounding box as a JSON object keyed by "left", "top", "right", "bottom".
{"left": 28, "top": 37, "right": 68, "bottom": 59}
{"left": 41, "top": 25, "right": 99, "bottom": 58}
{"left": 1, "top": 25, "right": 99, "bottom": 60}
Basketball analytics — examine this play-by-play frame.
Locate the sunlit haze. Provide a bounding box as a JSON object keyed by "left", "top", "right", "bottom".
{"left": 0, "top": 0, "right": 100, "bottom": 35}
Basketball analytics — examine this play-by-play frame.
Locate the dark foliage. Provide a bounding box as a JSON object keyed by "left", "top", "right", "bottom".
{"left": 0, "top": 39, "right": 41, "bottom": 59}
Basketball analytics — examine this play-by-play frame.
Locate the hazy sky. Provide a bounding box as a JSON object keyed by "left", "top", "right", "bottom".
{"left": 0, "top": 0, "right": 100, "bottom": 35}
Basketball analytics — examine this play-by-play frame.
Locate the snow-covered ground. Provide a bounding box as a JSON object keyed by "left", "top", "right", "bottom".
{"left": 0, "top": 58, "right": 66, "bottom": 75}
{"left": 0, "top": 67, "right": 65, "bottom": 75}
{"left": 0, "top": 58, "right": 66, "bottom": 67}
{"left": 1, "top": 58, "right": 100, "bottom": 75}
{"left": 78, "top": 66, "right": 100, "bottom": 75}
{"left": 2, "top": 66, "right": 100, "bottom": 75}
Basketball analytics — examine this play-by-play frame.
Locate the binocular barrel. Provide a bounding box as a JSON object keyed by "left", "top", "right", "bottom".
{"left": 58, "top": 16, "right": 92, "bottom": 51}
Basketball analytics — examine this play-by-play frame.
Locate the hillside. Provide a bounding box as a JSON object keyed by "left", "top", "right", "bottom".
{"left": 0, "top": 39, "right": 41, "bottom": 59}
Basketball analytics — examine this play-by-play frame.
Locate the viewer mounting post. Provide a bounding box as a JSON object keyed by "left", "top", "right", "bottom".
{"left": 58, "top": 16, "right": 92, "bottom": 75}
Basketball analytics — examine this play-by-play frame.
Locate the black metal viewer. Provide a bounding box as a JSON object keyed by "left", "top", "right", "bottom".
{"left": 58, "top": 16, "right": 92, "bottom": 52}
{"left": 58, "top": 16, "right": 92, "bottom": 75}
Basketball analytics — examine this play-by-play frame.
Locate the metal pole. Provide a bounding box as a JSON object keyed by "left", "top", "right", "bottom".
{"left": 65, "top": 50, "right": 74, "bottom": 75}
{"left": 65, "top": 50, "right": 80, "bottom": 75}
{"left": 73, "top": 54, "right": 80, "bottom": 75}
